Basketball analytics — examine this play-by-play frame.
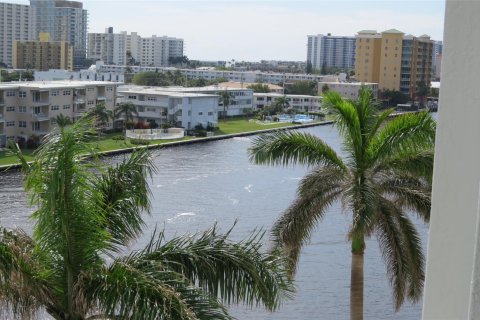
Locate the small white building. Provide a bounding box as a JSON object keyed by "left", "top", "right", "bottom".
{"left": 117, "top": 86, "right": 218, "bottom": 130}
{"left": 318, "top": 81, "right": 378, "bottom": 99}
{"left": 35, "top": 65, "right": 125, "bottom": 83}
{"left": 253, "top": 93, "right": 321, "bottom": 112}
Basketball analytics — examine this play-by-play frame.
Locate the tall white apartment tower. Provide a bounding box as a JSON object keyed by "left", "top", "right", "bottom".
{"left": 307, "top": 34, "right": 356, "bottom": 71}
{"left": 140, "top": 35, "right": 184, "bottom": 67}
{"left": 87, "top": 27, "right": 127, "bottom": 65}
{"left": 126, "top": 31, "right": 142, "bottom": 63}
{"left": 30, "top": 0, "right": 88, "bottom": 68}
{"left": 0, "top": 2, "right": 32, "bottom": 67}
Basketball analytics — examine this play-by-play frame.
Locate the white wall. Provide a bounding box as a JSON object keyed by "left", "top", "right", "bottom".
{"left": 422, "top": 1, "right": 480, "bottom": 319}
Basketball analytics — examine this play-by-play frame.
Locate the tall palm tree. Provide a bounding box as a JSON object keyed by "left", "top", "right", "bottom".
{"left": 88, "top": 102, "right": 113, "bottom": 133}
{"left": 115, "top": 102, "right": 139, "bottom": 132}
{"left": 219, "top": 91, "right": 234, "bottom": 120}
{"left": 273, "top": 96, "right": 290, "bottom": 113}
{"left": 249, "top": 87, "right": 436, "bottom": 320}
{"left": 1, "top": 116, "right": 293, "bottom": 319}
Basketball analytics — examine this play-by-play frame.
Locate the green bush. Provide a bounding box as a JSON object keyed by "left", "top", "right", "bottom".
{"left": 129, "top": 139, "right": 150, "bottom": 145}
{"left": 112, "top": 135, "right": 124, "bottom": 141}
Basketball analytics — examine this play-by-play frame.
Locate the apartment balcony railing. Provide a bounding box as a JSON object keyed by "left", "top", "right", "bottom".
{"left": 0, "top": 114, "right": 4, "bottom": 123}
{"left": 74, "top": 95, "right": 86, "bottom": 104}
{"left": 32, "top": 113, "right": 49, "bottom": 122}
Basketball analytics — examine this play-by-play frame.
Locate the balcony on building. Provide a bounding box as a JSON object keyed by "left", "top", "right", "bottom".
{"left": 0, "top": 113, "right": 4, "bottom": 123}
{"left": 74, "top": 88, "right": 86, "bottom": 104}
{"left": 31, "top": 90, "right": 50, "bottom": 106}
{"left": 31, "top": 105, "right": 50, "bottom": 121}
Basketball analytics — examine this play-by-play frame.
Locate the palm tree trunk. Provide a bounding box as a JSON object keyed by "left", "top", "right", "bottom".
{"left": 350, "top": 236, "right": 365, "bottom": 320}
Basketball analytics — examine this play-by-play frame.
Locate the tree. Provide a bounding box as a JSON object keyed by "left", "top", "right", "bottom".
{"left": 321, "top": 84, "right": 330, "bottom": 94}
{"left": 219, "top": 91, "right": 234, "bottom": 119}
{"left": 2, "top": 117, "right": 293, "bottom": 319}
{"left": 247, "top": 83, "right": 271, "bottom": 93}
{"left": 306, "top": 61, "right": 313, "bottom": 74}
{"left": 273, "top": 96, "right": 290, "bottom": 113}
{"left": 115, "top": 102, "right": 139, "bottom": 133}
{"left": 52, "top": 114, "right": 72, "bottom": 129}
{"left": 88, "top": 102, "right": 113, "bottom": 133}
{"left": 132, "top": 72, "right": 170, "bottom": 86}
{"left": 285, "top": 81, "right": 317, "bottom": 96}
{"left": 249, "top": 87, "right": 436, "bottom": 320}
{"left": 320, "top": 63, "right": 327, "bottom": 75}
{"left": 416, "top": 81, "right": 430, "bottom": 107}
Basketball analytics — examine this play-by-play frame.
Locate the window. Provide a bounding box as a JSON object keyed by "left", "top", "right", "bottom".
{"left": 198, "top": 112, "right": 203, "bottom": 115}
{"left": 18, "top": 121, "right": 26, "bottom": 128}
{"left": 51, "top": 105, "right": 59, "bottom": 111}
{"left": 6, "top": 121, "right": 15, "bottom": 127}
{"left": 6, "top": 91, "right": 15, "bottom": 97}
{"left": 87, "top": 100, "right": 95, "bottom": 106}
{"left": 188, "top": 110, "right": 191, "bottom": 116}
{"left": 63, "top": 104, "right": 70, "bottom": 110}
{"left": 147, "top": 96, "right": 157, "bottom": 101}
{"left": 19, "top": 91, "right": 26, "bottom": 98}
{"left": 18, "top": 106, "right": 27, "bottom": 112}
{"left": 63, "top": 90, "right": 71, "bottom": 96}
{"left": 106, "top": 87, "right": 113, "bottom": 92}
{"left": 51, "top": 90, "right": 59, "bottom": 96}
{"left": 208, "top": 112, "right": 213, "bottom": 116}
{"left": 6, "top": 106, "right": 15, "bottom": 112}
{"left": 87, "top": 87, "right": 95, "bottom": 92}
{"left": 128, "top": 95, "right": 137, "bottom": 100}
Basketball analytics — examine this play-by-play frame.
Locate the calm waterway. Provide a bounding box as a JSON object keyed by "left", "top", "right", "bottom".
{"left": 0, "top": 123, "right": 427, "bottom": 320}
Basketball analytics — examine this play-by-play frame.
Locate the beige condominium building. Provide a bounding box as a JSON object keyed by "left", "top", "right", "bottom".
{"left": 0, "top": 81, "right": 117, "bottom": 147}
{"left": 355, "top": 29, "right": 433, "bottom": 99}
{"left": 13, "top": 33, "right": 73, "bottom": 71}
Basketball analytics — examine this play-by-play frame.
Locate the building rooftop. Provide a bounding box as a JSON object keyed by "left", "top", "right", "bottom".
{"left": 117, "top": 86, "right": 218, "bottom": 98}
{"left": 0, "top": 80, "right": 117, "bottom": 90}
{"left": 253, "top": 92, "right": 320, "bottom": 99}
{"left": 382, "top": 28, "right": 404, "bottom": 34}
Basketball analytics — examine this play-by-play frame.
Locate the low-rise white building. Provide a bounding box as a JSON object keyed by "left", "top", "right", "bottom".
{"left": 0, "top": 81, "right": 118, "bottom": 147}
{"left": 35, "top": 65, "right": 125, "bottom": 83}
{"left": 318, "top": 81, "right": 378, "bottom": 99}
{"left": 96, "top": 64, "right": 329, "bottom": 85}
{"left": 162, "top": 86, "right": 254, "bottom": 117}
{"left": 117, "top": 86, "right": 218, "bottom": 130}
{"left": 253, "top": 93, "right": 321, "bottom": 112}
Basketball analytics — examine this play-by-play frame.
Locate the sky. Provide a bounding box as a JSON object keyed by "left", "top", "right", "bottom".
{"left": 11, "top": 0, "right": 446, "bottom": 61}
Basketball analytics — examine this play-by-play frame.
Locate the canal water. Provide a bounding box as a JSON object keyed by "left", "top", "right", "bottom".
{"left": 0, "top": 124, "right": 427, "bottom": 320}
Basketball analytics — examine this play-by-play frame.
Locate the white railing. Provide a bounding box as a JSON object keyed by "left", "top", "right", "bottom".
{"left": 126, "top": 128, "right": 185, "bottom": 140}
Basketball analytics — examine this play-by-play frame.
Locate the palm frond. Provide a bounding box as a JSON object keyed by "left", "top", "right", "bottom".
{"left": 374, "top": 149, "right": 434, "bottom": 183}
{"left": 376, "top": 174, "right": 431, "bottom": 222}
{"left": 83, "top": 262, "right": 198, "bottom": 320}
{"left": 272, "top": 166, "right": 344, "bottom": 275}
{"left": 249, "top": 130, "right": 346, "bottom": 170}
{"left": 95, "top": 148, "right": 157, "bottom": 251}
{"left": 0, "top": 228, "right": 53, "bottom": 318}
{"left": 374, "top": 198, "right": 424, "bottom": 310}
{"left": 135, "top": 225, "right": 294, "bottom": 312}
{"left": 368, "top": 112, "right": 436, "bottom": 166}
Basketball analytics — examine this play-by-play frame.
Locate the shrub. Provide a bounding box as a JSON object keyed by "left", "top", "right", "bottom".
{"left": 112, "top": 135, "right": 124, "bottom": 141}
{"left": 129, "top": 138, "right": 150, "bottom": 145}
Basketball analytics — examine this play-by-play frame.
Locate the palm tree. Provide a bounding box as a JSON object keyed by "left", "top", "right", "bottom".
{"left": 88, "top": 102, "right": 113, "bottom": 133}
{"left": 272, "top": 96, "right": 290, "bottom": 114}
{"left": 53, "top": 114, "right": 72, "bottom": 129}
{"left": 219, "top": 91, "right": 234, "bottom": 120}
{"left": 115, "top": 102, "right": 139, "bottom": 133}
{"left": 249, "top": 87, "right": 436, "bottom": 320}
{"left": 2, "top": 116, "right": 293, "bottom": 319}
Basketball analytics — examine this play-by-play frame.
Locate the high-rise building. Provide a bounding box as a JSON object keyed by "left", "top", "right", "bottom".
{"left": 432, "top": 40, "right": 443, "bottom": 80}
{"left": 87, "top": 27, "right": 127, "bottom": 65}
{"left": 13, "top": 32, "right": 73, "bottom": 70}
{"left": 306, "top": 34, "right": 356, "bottom": 71}
{"left": 87, "top": 30, "right": 183, "bottom": 67}
{"left": 29, "top": 0, "right": 88, "bottom": 68}
{"left": 140, "top": 35, "right": 184, "bottom": 67}
{"left": 0, "top": 2, "right": 32, "bottom": 67}
{"left": 355, "top": 29, "right": 433, "bottom": 99}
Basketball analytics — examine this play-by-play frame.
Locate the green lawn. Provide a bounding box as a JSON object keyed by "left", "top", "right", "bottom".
{"left": 0, "top": 149, "right": 34, "bottom": 167}
{"left": 216, "top": 118, "right": 299, "bottom": 135}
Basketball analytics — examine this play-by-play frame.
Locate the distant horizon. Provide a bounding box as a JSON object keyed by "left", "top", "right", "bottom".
{"left": 6, "top": 0, "right": 445, "bottom": 61}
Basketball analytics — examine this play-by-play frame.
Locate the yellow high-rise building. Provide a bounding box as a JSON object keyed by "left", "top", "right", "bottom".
{"left": 355, "top": 29, "right": 433, "bottom": 99}
{"left": 13, "top": 33, "right": 73, "bottom": 71}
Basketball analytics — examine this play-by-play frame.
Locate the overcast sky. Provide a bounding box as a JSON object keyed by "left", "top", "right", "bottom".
{"left": 12, "top": 0, "right": 446, "bottom": 61}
